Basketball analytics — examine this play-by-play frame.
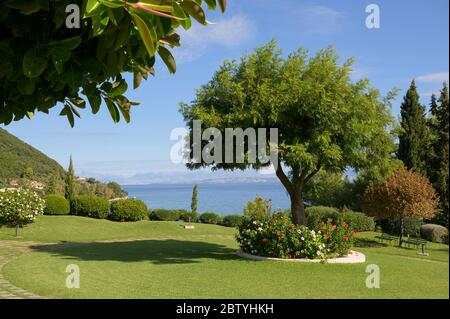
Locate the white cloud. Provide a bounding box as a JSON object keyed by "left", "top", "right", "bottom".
{"left": 416, "top": 72, "right": 449, "bottom": 84}
{"left": 295, "top": 5, "right": 345, "bottom": 35}
{"left": 173, "top": 14, "right": 255, "bottom": 63}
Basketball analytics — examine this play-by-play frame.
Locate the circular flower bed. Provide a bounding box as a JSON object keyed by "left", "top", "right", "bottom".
{"left": 236, "top": 211, "right": 356, "bottom": 261}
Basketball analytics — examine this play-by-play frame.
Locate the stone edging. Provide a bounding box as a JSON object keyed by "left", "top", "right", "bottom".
{"left": 237, "top": 249, "right": 366, "bottom": 264}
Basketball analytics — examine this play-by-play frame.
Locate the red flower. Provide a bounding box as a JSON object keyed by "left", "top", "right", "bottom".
{"left": 320, "top": 221, "right": 325, "bottom": 226}
{"left": 345, "top": 236, "right": 349, "bottom": 241}
{"left": 325, "top": 235, "right": 330, "bottom": 240}
{"left": 288, "top": 254, "right": 293, "bottom": 259}
{"left": 345, "top": 223, "right": 349, "bottom": 229}
{"left": 320, "top": 230, "right": 324, "bottom": 234}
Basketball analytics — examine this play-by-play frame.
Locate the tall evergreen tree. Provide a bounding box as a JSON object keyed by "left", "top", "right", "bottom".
{"left": 65, "top": 156, "right": 76, "bottom": 210}
{"left": 431, "top": 84, "right": 449, "bottom": 227}
{"left": 191, "top": 184, "right": 198, "bottom": 214}
{"left": 397, "top": 80, "right": 429, "bottom": 176}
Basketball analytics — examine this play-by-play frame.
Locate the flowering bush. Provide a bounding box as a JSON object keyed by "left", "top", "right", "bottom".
{"left": 318, "top": 219, "right": 355, "bottom": 257}
{"left": 237, "top": 212, "right": 355, "bottom": 260}
{"left": 243, "top": 196, "right": 272, "bottom": 221}
{"left": 237, "top": 212, "right": 326, "bottom": 259}
{"left": 0, "top": 188, "right": 45, "bottom": 235}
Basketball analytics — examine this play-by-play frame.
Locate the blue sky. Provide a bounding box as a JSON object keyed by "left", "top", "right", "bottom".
{"left": 2, "top": 0, "right": 449, "bottom": 182}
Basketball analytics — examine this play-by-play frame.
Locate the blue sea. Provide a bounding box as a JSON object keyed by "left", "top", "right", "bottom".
{"left": 123, "top": 183, "right": 291, "bottom": 215}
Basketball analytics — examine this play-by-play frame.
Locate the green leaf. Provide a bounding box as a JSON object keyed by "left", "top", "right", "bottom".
{"left": 110, "top": 79, "right": 128, "bottom": 96}
{"left": 204, "top": 0, "right": 217, "bottom": 10}
{"left": 114, "top": 17, "right": 131, "bottom": 50}
{"left": 130, "top": 12, "right": 156, "bottom": 58}
{"left": 180, "top": 0, "right": 207, "bottom": 25}
{"left": 85, "top": 0, "right": 101, "bottom": 15}
{"left": 218, "top": 0, "right": 226, "bottom": 12}
{"left": 105, "top": 98, "right": 120, "bottom": 123}
{"left": 26, "top": 111, "right": 34, "bottom": 120}
{"left": 22, "top": 47, "right": 48, "bottom": 78}
{"left": 133, "top": 70, "right": 142, "bottom": 89}
{"left": 49, "top": 49, "right": 71, "bottom": 74}
{"left": 98, "top": 0, "right": 125, "bottom": 9}
{"left": 59, "top": 105, "right": 75, "bottom": 127}
{"left": 70, "top": 97, "right": 86, "bottom": 109}
{"left": 83, "top": 85, "right": 102, "bottom": 114}
{"left": 172, "top": 1, "right": 191, "bottom": 29}
{"left": 158, "top": 46, "right": 176, "bottom": 74}
{"left": 46, "top": 36, "right": 82, "bottom": 51}
{"left": 107, "top": 8, "right": 118, "bottom": 26}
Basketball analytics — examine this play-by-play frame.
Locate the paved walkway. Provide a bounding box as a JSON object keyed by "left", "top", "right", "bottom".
{"left": 0, "top": 240, "right": 45, "bottom": 299}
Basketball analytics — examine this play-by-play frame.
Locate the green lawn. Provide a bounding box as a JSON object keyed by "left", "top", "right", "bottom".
{"left": 0, "top": 215, "right": 448, "bottom": 298}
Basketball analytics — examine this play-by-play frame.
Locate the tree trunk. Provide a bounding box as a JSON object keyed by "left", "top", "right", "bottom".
{"left": 399, "top": 217, "right": 404, "bottom": 246}
{"left": 15, "top": 225, "right": 20, "bottom": 237}
{"left": 290, "top": 191, "right": 307, "bottom": 225}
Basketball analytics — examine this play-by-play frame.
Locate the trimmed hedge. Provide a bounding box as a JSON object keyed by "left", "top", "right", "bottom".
{"left": 72, "top": 195, "right": 110, "bottom": 219}
{"left": 150, "top": 209, "right": 181, "bottom": 221}
{"left": 339, "top": 211, "right": 375, "bottom": 232}
{"left": 305, "top": 206, "right": 374, "bottom": 232}
{"left": 109, "top": 199, "right": 148, "bottom": 222}
{"left": 44, "top": 195, "right": 70, "bottom": 215}
{"left": 378, "top": 218, "right": 423, "bottom": 237}
{"left": 420, "top": 224, "right": 448, "bottom": 243}
{"left": 199, "top": 212, "right": 222, "bottom": 224}
{"left": 221, "top": 214, "right": 244, "bottom": 227}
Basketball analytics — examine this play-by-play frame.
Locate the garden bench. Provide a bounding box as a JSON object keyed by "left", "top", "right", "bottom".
{"left": 402, "top": 237, "right": 428, "bottom": 254}
{"left": 375, "top": 233, "right": 398, "bottom": 245}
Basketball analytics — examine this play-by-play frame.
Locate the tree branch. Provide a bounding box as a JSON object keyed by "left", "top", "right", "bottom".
{"left": 276, "top": 165, "right": 294, "bottom": 194}
{"left": 304, "top": 163, "right": 322, "bottom": 185}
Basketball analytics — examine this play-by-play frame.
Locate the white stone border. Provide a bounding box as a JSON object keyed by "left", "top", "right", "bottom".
{"left": 237, "top": 249, "right": 366, "bottom": 264}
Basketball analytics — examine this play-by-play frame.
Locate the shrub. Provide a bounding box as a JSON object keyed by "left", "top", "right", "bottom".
{"left": 0, "top": 188, "right": 45, "bottom": 236}
{"left": 379, "top": 218, "right": 424, "bottom": 237}
{"left": 236, "top": 212, "right": 355, "bottom": 259}
{"left": 420, "top": 224, "right": 449, "bottom": 243}
{"left": 339, "top": 210, "right": 375, "bottom": 232}
{"left": 305, "top": 206, "right": 339, "bottom": 230}
{"left": 199, "top": 212, "right": 222, "bottom": 224}
{"left": 72, "top": 195, "right": 109, "bottom": 219}
{"left": 44, "top": 195, "right": 70, "bottom": 215}
{"left": 150, "top": 209, "right": 181, "bottom": 221}
{"left": 243, "top": 196, "right": 272, "bottom": 221}
{"left": 109, "top": 199, "right": 148, "bottom": 222}
{"left": 221, "top": 214, "right": 244, "bottom": 227}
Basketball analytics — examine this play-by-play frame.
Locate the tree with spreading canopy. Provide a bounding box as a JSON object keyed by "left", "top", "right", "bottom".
{"left": 0, "top": 0, "right": 226, "bottom": 126}
{"left": 180, "top": 41, "right": 399, "bottom": 225}
{"left": 362, "top": 167, "right": 439, "bottom": 245}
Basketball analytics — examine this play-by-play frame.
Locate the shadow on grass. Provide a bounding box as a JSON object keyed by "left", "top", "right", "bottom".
{"left": 353, "top": 238, "right": 388, "bottom": 248}
{"left": 29, "top": 240, "right": 239, "bottom": 265}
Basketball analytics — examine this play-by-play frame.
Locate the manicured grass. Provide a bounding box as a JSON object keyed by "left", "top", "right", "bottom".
{"left": 0, "top": 215, "right": 235, "bottom": 242}
{"left": 0, "top": 216, "right": 448, "bottom": 298}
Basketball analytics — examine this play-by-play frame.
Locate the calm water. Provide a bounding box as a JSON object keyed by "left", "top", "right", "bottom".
{"left": 123, "top": 183, "right": 291, "bottom": 215}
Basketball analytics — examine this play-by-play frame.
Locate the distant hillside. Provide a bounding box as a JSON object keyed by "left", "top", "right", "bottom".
{"left": 0, "top": 128, "right": 65, "bottom": 182}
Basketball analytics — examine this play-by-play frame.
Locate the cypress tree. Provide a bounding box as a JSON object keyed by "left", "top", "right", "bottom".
{"left": 397, "top": 80, "right": 429, "bottom": 176}
{"left": 65, "top": 156, "right": 76, "bottom": 211}
{"left": 191, "top": 184, "right": 198, "bottom": 214}
{"left": 432, "top": 84, "right": 449, "bottom": 227}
